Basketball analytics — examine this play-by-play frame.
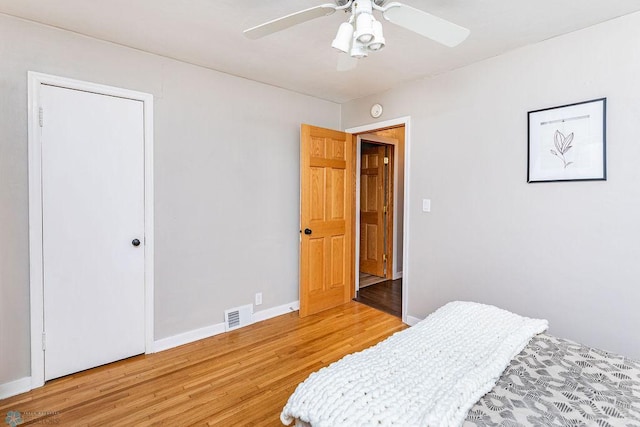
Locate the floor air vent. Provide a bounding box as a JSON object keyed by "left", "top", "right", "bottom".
{"left": 224, "top": 304, "right": 253, "bottom": 332}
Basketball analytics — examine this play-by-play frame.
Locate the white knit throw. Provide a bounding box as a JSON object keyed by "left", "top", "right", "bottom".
{"left": 280, "top": 301, "right": 548, "bottom": 427}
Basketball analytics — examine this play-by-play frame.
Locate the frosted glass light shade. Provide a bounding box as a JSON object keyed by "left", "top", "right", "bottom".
{"left": 350, "top": 37, "right": 368, "bottom": 58}
{"left": 355, "top": 13, "right": 374, "bottom": 44}
{"left": 368, "top": 20, "right": 385, "bottom": 51}
{"left": 331, "top": 22, "right": 354, "bottom": 53}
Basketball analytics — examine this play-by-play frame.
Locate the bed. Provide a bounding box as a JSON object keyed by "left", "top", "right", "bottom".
{"left": 280, "top": 302, "right": 640, "bottom": 426}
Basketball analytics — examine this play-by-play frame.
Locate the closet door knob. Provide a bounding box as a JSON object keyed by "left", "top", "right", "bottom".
{"left": 132, "top": 239, "right": 141, "bottom": 247}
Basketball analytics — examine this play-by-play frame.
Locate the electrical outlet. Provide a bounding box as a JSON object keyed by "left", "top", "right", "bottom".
{"left": 255, "top": 292, "right": 263, "bottom": 306}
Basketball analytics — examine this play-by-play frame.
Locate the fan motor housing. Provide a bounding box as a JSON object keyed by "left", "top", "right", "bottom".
{"left": 335, "top": 0, "right": 386, "bottom": 5}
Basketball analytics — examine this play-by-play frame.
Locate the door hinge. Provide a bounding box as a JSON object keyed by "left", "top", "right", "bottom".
{"left": 42, "top": 332, "right": 46, "bottom": 351}
{"left": 39, "top": 107, "right": 44, "bottom": 127}
{"left": 383, "top": 205, "right": 387, "bottom": 214}
{"left": 383, "top": 253, "right": 387, "bottom": 262}
{"left": 383, "top": 157, "right": 389, "bottom": 164}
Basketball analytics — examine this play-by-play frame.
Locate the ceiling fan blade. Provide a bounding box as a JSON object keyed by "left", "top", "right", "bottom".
{"left": 383, "top": 3, "right": 470, "bottom": 47}
{"left": 244, "top": 4, "right": 337, "bottom": 40}
{"left": 337, "top": 54, "right": 358, "bottom": 72}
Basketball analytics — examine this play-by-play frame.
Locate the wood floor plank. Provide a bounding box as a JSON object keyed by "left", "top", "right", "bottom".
{"left": 0, "top": 302, "right": 406, "bottom": 426}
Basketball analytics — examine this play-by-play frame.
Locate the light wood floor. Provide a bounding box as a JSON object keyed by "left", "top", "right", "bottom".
{"left": 0, "top": 302, "right": 406, "bottom": 426}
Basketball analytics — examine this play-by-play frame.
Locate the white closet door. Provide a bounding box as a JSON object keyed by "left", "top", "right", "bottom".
{"left": 41, "top": 84, "right": 145, "bottom": 380}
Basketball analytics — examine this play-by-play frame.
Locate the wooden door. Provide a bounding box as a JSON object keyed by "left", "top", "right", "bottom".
{"left": 299, "top": 124, "right": 355, "bottom": 317}
{"left": 41, "top": 84, "right": 145, "bottom": 380}
{"left": 360, "top": 144, "right": 386, "bottom": 277}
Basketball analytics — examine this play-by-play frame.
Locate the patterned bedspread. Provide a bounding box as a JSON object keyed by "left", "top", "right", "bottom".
{"left": 464, "top": 334, "right": 640, "bottom": 426}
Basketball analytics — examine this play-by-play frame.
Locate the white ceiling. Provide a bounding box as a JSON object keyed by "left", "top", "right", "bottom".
{"left": 1, "top": 1, "right": 639, "bottom": 103}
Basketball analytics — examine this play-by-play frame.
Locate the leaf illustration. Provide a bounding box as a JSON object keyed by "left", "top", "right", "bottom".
{"left": 550, "top": 129, "right": 574, "bottom": 169}
{"left": 554, "top": 131, "right": 563, "bottom": 152}
{"left": 563, "top": 133, "right": 574, "bottom": 151}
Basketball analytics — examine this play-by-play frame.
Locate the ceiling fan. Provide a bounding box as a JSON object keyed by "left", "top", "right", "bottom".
{"left": 244, "top": 0, "right": 470, "bottom": 66}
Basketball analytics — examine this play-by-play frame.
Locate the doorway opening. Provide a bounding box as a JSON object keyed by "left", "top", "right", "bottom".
{"left": 352, "top": 124, "right": 406, "bottom": 318}
{"left": 298, "top": 118, "right": 410, "bottom": 323}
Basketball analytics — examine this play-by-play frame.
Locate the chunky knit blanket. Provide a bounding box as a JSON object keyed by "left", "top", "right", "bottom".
{"left": 280, "top": 301, "right": 548, "bottom": 427}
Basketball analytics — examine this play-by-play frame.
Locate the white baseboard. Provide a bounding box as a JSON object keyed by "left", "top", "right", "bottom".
{"left": 0, "top": 376, "right": 32, "bottom": 400}
{"left": 253, "top": 300, "right": 300, "bottom": 323}
{"left": 153, "top": 322, "right": 226, "bottom": 352}
{"left": 393, "top": 271, "right": 403, "bottom": 280}
{"left": 154, "top": 300, "right": 300, "bottom": 352}
{"left": 405, "top": 315, "right": 422, "bottom": 326}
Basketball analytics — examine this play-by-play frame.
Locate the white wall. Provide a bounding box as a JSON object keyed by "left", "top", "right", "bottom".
{"left": 343, "top": 12, "right": 640, "bottom": 358}
{"left": 0, "top": 13, "right": 340, "bottom": 386}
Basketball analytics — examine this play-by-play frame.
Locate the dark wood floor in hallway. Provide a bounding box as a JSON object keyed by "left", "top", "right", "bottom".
{"left": 354, "top": 278, "right": 402, "bottom": 318}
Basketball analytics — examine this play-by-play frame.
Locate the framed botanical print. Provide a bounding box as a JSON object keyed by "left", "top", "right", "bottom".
{"left": 528, "top": 98, "right": 606, "bottom": 183}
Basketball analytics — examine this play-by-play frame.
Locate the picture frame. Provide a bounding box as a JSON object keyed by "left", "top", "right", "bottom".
{"left": 528, "top": 98, "right": 606, "bottom": 183}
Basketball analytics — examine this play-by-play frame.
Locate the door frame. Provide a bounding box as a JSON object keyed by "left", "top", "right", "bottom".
{"left": 346, "top": 117, "right": 410, "bottom": 324}
{"left": 357, "top": 134, "right": 398, "bottom": 282}
{"left": 27, "top": 72, "right": 155, "bottom": 388}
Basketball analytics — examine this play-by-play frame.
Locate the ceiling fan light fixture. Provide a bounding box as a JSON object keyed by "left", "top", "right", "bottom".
{"left": 367, "top": 20, "right": 385, "bottom": 51}
{"left": 331, "top": 22, "right": 354, "bottom": 53}
{"left": 354, "top": 12, "right": 375, "bottom": 44}
{"left": 243, "top": 0, "right": 471, "bottom": 70}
